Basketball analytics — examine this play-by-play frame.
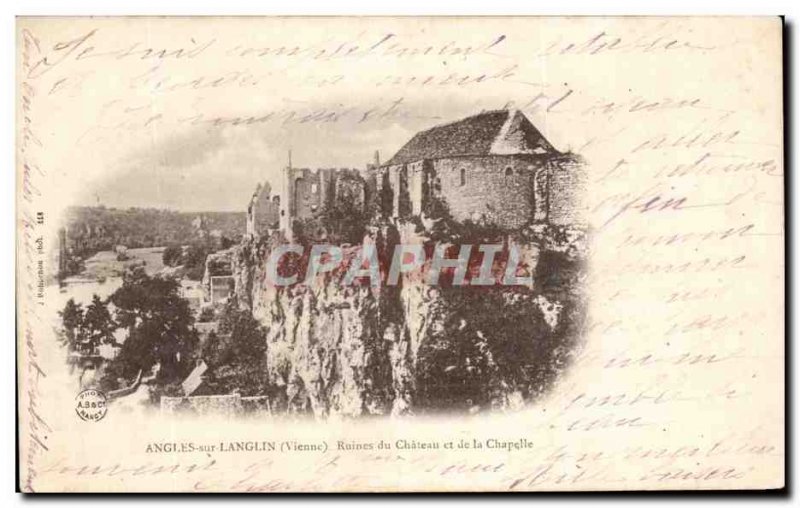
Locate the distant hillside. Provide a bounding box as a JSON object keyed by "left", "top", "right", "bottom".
{"left": 63, "top": 206, "right": 246, "bottom": 258}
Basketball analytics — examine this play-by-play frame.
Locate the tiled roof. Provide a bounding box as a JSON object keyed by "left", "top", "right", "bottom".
{"left": 385, "top": 110, "right": 558, "bottom": 165}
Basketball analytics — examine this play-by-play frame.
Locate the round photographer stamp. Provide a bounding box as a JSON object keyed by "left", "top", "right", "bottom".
{"left": 75, "top": 389, "right": 107, "bottom": 422}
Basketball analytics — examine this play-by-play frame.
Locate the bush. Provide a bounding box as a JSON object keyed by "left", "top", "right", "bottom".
{"left": 200, "top": 301, "right": 270, "bottom": 396}
{"left": 414, "top": 287, "right": 570, "bottom": 414}
{"left": 162, "top": 245, "right": 183, "bottom": 267}
{"left": 104, "top": 267, "right": 199, "bottom": 388}
{"left": 197, "top": 307, "right": 216, "bottom": 323}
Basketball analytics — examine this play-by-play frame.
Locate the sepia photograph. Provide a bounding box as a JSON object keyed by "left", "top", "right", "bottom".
{"left": 14, "top": 10, "right": 786, "bottom": 496}
{"left": 55, "top": 107, "right": 588, "bottom": 420}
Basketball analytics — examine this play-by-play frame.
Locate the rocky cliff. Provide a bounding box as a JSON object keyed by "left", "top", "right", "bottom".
{"left": 229, "top": 222, "right": 586, "bottom": 418}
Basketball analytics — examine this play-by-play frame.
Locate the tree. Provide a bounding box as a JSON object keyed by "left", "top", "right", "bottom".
{"left": 183, "top": 244, "right": 209, "bottom": 280}
{"left": 217, "top": 300, "right": 267, "bottom": 364}
{"left": 106, "top": 266, "right": 199, "bottom": 385}
{"left": 82, "top": 294, "right": 118, "bottom": 353}
{"left": 197, "top": 307, "right": 216, "bottom": 323}
{"left": 318, "top": 188, "right": 368, "bottom": 244}
{"left": 162, "top": 245, "right": 183, "bottom": 267}
{"left": 414, "top": 288, "right": 556, "bottom": 414}
{"left": 219, "top": 235, "right": 235, "bottom": 250}
{"left": 58, "top": 298, "right": 84, "bottom": 353}
{"left": 201, "top": 300, "right": 269, "bottom": 396}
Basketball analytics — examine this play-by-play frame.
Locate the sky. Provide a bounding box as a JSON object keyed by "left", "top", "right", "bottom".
{"left": 85, "top": 98, "right": 561, "bottom": 213}
{"left": 88, "top": 116, "right": 416, "bottom": 212}
{"left": 36, "top": 16, "right": 597, "bottom": 214}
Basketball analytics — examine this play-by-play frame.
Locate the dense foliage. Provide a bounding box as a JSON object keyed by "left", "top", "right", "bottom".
{"left": 413, "top": 288, "right": 562, "bottom": 413}
{"left": 60, "top": 267, "right": 200, "bottom": 395}
{"left": 107, "top": 268, "right": 199, "bottom": 384}
{"left": 200, "top": 299, "right": 271, "bottom": 396}
{"left": 63, "top": 206, "right": 244, "bottom": 259}
{"left": 59, "top": 270, "right": 278, "bottom": 402}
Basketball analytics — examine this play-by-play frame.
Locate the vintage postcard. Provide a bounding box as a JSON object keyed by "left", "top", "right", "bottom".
{"left": 16, "top": 16, "right": 784, "bottom": 492}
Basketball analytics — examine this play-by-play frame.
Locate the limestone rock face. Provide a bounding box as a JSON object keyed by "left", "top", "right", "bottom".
{"left": 229, "top": 224, "right": 585, "bottom": 418}
{"left": 231, "top": 237, "right": 394, "bottom": 418}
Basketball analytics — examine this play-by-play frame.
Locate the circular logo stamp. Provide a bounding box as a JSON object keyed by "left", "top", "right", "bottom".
{"left": 75, "top": 389, "right": 107, "bottom": 422}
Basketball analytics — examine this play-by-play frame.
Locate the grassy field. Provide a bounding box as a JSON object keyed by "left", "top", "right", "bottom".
{"left": 78, "top": 246, "right": 168, "bottom": 280}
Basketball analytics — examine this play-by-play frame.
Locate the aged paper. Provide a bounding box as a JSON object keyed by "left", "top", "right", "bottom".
{"left": 16, "top": 16, "right": 784, "bottom": 492}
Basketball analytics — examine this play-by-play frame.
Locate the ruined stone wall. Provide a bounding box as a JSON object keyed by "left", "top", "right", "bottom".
{"left": 284, "top": 168, "right": 367, "bottom": 222}
{"left": 363, "top": 171, "right": 379, "bottom": 218}
{"left": 433, "top": 155, "right": 546, "bottom": 229}
{"left": 331, "top": 169, "right": 367, "bottom": 211}
{"left": 406, "top": 160, "right": 430, "bottom": 216}
{"left": 161, "top": 394, "right": 241, "bottom": 417}
{"left": 375, "top": 167, "right": 394, "bottom": 217}
{"left": 374, "top": 155, "right": 587, "bottom": 229}
{"left": 386, "top": 164, "right": 411, "bottom": 218}
{"left": 247, "top": 184, "right": 280, "bottom": 237}
{"left": 289, "top": 168, "right": 327, "bottom": 220}
{"left": 260, "top": 195, "right": 280, "bottom": 231}
{"left": 548, "top": 162, "right": 587, "bottom": 227}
